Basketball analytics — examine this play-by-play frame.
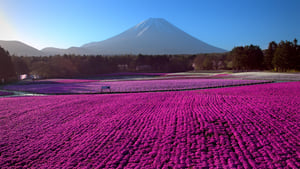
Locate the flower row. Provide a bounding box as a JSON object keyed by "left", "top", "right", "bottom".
{"left": 0, "top": 91, "right": 13, "bottom": 96}
{"left": 4, "top": 78, "right": 270, "bottom": 94}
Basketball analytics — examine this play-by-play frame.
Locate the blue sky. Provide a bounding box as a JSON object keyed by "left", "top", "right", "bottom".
{"left": 1, "top": 0, "right": 299, "bottom": 50}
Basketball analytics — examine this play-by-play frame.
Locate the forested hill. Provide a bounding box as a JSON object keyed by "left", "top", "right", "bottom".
{"left": 1, "top": 39, "right": 299, "bottom": 81}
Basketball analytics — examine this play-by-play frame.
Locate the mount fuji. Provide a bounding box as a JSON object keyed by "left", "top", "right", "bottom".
{"left": 80, "top": 18, "right": 226, "bottom": 55}
{"left": 0, "top": 18, "right": 226, "bottom": 56}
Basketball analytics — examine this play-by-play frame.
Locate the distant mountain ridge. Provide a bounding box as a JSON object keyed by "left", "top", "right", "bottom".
{"left": 42, "top": 47, "right": 95, "bottom": 56}
{"left": 0, "top": 40, "right": 46, "bottom": 56}
{"left": 1, "top": 18, "right": 226, "bottom": 56}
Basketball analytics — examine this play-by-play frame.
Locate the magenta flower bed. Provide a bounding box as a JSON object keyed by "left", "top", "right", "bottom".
{"left": 0, "top": 91, "right": 13, "bottom": 96}
{"left": 3, "top": 79, "right": 270, "bottom": 94}
{"left": 36, "top": 79, "right": 100, "bottom": 84}
{"left": 0, "top": 82, "right": 299, "bottom": 168}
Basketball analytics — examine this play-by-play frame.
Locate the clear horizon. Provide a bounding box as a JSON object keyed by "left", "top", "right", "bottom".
{"left": 1, "top": 0, "right": 299, "bottom": 50}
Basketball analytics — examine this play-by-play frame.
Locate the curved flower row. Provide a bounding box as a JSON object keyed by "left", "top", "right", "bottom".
{"left": 0, "top": 82, "right": 299, "bottom": 168}
{"left": 0, "top": 91, "right": 13, "bottom": 96}
{"left": 3, "top": 78, "right": 270, "bottom": 94}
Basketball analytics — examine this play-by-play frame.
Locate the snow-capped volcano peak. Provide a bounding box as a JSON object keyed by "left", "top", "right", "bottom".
{"left": 133, "top": 18, "right": 181, "bottom": 36}
{"left": 134, "top": 18, "right": 171, "bottom": 29}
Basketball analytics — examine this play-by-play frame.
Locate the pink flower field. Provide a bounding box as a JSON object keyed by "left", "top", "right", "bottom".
{"left": 3, "top": 78, "right": 270, "bottom": 94}
{"left": 0, "top": 82, "right": 299, "bottom": 168}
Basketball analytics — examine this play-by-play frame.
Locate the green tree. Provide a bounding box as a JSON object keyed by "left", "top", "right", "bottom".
{"left": 264, "top": 41, "right": 277, "bottom": 70}
{"left": 231, "top": 46, "right": 246, "bottom": 70}
{"left": 202, "top": 57, "right": 213, "bottom": 70}
{"left": 11, "top": 56, "right": 29, "bottom": 75}
{"left": 244, "top": 45, "right": 264, "bottom": 70}
{"left": 293, "top": 38, "right": 300, "bottom": 70}
{"left": 273, "top": 41, "right": 297, "bottom": 71}
{"left": 193, "top": 54, "right": 206, "bottom": 70}
{"left": 231, "top": 45, "right": 263, "bottom": 70}
{"left": 169, "top": 56, "right": 191, "bottom": 72}
{"left": 293, "top": 38, "right": 298, "bottom": 47}
{"left": 0, "top": 46, "right": 16, "bottom": 83}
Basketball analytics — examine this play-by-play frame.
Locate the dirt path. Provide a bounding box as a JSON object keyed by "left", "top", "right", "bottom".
{"left": 0, "top": 89, "right": 45, "bottom": 98}
{"left": 230, "top": 72, "right": 300, "bottom": 81}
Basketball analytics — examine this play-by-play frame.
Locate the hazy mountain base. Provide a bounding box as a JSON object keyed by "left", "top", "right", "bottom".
{"left": 228, "top": 72, "right": 300, "bottom": 81}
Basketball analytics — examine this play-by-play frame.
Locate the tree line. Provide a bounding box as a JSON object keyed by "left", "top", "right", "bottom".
{"left": 194, "top": 39, "right": 300, "bottom": 71}
{"left": 7, "top": 54, "right": 195, "bottom": 80}
{"left": 0, "top": 39, "right": 299, "bottom": 83}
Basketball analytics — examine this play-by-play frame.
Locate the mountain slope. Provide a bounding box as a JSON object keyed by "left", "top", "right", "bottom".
{"left": 0, "top": 40, "right": 46, "bottom": 56}
{"left": 82, "top": 18, "right": 226, "bottom": 55}
{"left": 42, "top": 47, "right": 95, "bottom": 55}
